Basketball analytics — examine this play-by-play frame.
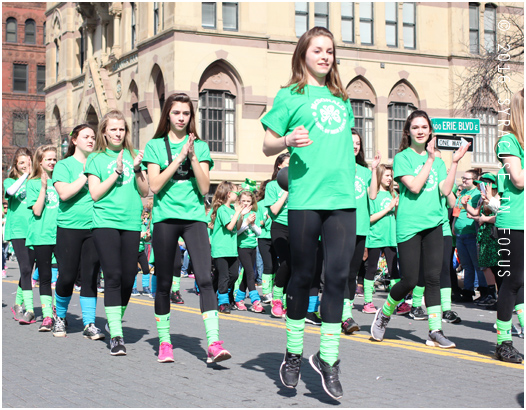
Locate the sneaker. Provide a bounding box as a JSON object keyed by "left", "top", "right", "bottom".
{"left": 11, "top": 304, "right": 24, "bottom": 321}
{"left": 188, "top": 274, "right": 195, "bottom": 279}
{"left": 305, "top": 311, "right": 322, "bottom": 326}
{"left": 495, "top": 341, "right": 523, "bottom": 363}
{"left": 97, "top": 286, "right": 104, "bottom": 293}
{"left": 218, "top": 303, "right": 231, "bottom": 314}
{"left": 355, "top": 284, "right": 364, "bottom": 297}
{"left": 73, "top": 284, "right": 80, "bottom": 291}
{"left": 511, "top": 324, "right": 521, "bottom": 336}
{"left": 170, "top": 290, "right": 184, "bottom": 304}
{"left": 271, "top": 300, "right": 285, "bottom": 318}
{"left": 150, "top": 292, "right": 156, "bottom": 299}
{"left": 362, "top": 302, "right": 377, "bottom": 314}
{"left": 370, "top": 309, "right": 390, "bottom": 342}
{"left": 519, "top": 328, "right": 524, "bottom": 339}
{"left": 409, "top": 306, "right": 427, "bottom": 320}
{"left": 83, "top": 323, "right": 105, "bottom": 340}
{"left": 250, "top": 300, "right": 264, "bottom": 313}
{"left": 230, "top": 302, "right": 238, "bottom": 311}
{"left": 110, "top": 336, "right": 126, "bottom": 356}
{"left": 19, "top": 310, "right": 36, "bottom": 324}
{"left": 477, "top": 294, "right": 496, "bottom": 307}
{"left": 395, "top": 302, "right": 411, "bottom": 315}
{"left": 442, "top": 310, "right": 462, "bottom": 324}
{"left": 2, "top": 269, "right": 7, "bottom": 278}
{"left": 279, "top": 350, "right": 302, "bottom": 388}
{"left": 309, "top": 351, "right": 343, "bottom": 400}
{"left": 206, "top": 340, "right": 231, "bottom": 363}
{"left": 426, "top": 330, "right": 456, "bottom": 348}
{"left": 53, "top": 316, "right": 67, "bottom": 337}
{"left": 235, "top": 301, "right": 248, "bottom": 311}
{"left": 131, "top": 288, "right": 140, "bottom": 296}
{"left": 39, "top": 316, "right": 54, "bottom": 332}
{"left": 142, "top": 286, "right": 152, "bottom": 297}
{"left": 342, "top": 317, "right": 360, "bottom": 335}
{"left": 261, "top": 293, "right": 273, "bottom": 304}
{"left": 158, "top": 342, "right": 174, "bottom": 363}
{"left": 180, "top": 272, "right": 189, "bottom": 278}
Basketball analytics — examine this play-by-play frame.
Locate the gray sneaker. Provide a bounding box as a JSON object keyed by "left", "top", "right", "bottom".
{"left": 426, "top": 330, "right": 456, "bottom": 349}
{"left": 370, "top": 308, "right": 390, "bottom": 342}
{"left": 83, "top": 323, "right": 105, "bottom": 340}
{"left": 53, "top": 316, "right": 67, "bottom": 337}
{"left": 19, "top": 310, "right": 36, "bottom": 324}
{"left": 11, "top": 304, "right": 24, "bottom": 321}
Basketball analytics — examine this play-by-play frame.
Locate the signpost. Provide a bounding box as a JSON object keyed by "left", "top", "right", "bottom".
{"left": 435, "top": 135, "right": 474, "bottom": 152}
{"left": 431, "top": 118, "right": 480, "bottom": 134}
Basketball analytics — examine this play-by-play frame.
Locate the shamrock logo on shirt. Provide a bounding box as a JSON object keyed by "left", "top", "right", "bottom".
{"left": 320, "top": 105, "right": 341, "bottom": 125}
{"left": 45, "top": 189, "right": 59, "bottom": 209}
{"left": 355, "top": 176, "right": 366, "bottom": 200}
{"left": 311, "top": 98, "right": 348, "bottom": 135}
{"left": 414, "top": 165, "right": 438, "bottom": 192}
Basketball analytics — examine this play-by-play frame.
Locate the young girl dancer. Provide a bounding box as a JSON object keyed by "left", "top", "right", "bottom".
{"left": 370, "top": 110, "right": 469, "bottom": 348}
{"left": 25, "top": 145, "right": 59, "bottom": 331}
{"left": 262, "top": 27, "right": 357, "bottom": 400}
{"left": 143, "top": 93, "right": 231, "bottom": 364}
{"left": 4, "top": 148, "right": 35, "bottom": 323}
{"left": 85, "top": 110, "right": 148, "bottom": 355}
{"left": 52, "top": 124, "right": 104, "bottom": 339}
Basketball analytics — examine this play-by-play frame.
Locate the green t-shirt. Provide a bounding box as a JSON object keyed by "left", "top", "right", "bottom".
{"left": 264, "top": 180, "right": 288, "bottom": 226}
{"left": 25, "top": 178, "right": 59, "bottom": 246}
{"left": 496, "top": 133, "right": 524, "bottom": 230}
{"left": 238, "top": 211, "right": 259, "bottom": 249}
{"left": 85, "top": 149, "right": 143, "bottom": 231}
{"left": 256, "top": 200, "right": 272, "bottom": 239}
{"left": 3, "top": 177, "right": 32, "bottom": 240}
{"left": 366, "top": 190, "right": 397, "bottom": 248}
{"left": 393, "top": 148, "right": 447, "bottom": 243}
{"left": 453, "top": 187, "right": 480, "bottom": 235}
{"left": 139, "top": 222, "right": 150, "bottom": 252}
{"left": 261, "top": 85, "right": 356, "bottom": 210}
{"left": 142, "top": 136, "right": 213, "bottom": 224}
{"left": 355, "top": 164, "right": 372, "bottom": 236}
{"left": 52, "top": 156, "right": 93, "bottom": 230}
{"left": 211, "top": 204, "right": 238, "bottom": 258}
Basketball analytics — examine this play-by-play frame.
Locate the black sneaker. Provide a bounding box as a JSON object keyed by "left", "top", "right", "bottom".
{"left": 495, "top": 341, "right": 523, "bottom": 363}
{"left": 409, "top": 306, "right": 427, "bottom": 320}
{"left": 279, "top": 350, "right": 302, "bottom": 388}
{"left": 309, "top": 351, "right": 343, "bottom": 400}
{"left": 341, "top": 317, "right": 360, "bottom": 335}
{"left": 218, "top": 303, "right": 231, "bottom": 314}
{"left": 442, "top": 310, "right": 461, "bottom": 324}
{"left": 170, "top": 291, "right": 184, "bottom": 304}
{"left": 477, "top": 294, "right": 497, "bottom": 307}
{"left": 83, "top": 323, "right": 105, "bottom": 340}
{"left": 110, "top": 336, "right": 126, "bottom": 356}
{"left": 305, "top": 311, "right": 322, "bottom": 326}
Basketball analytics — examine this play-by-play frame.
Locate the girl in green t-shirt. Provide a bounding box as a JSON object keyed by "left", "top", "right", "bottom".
{"left": 25, "top": 145, "right": 59, "bottom": 331}
{"left": 370, "top": 110, "right": 470, "bottom": 349}
{"left": 85, "top": 110, "right": 149, "bottom": 356}
{"left": 4, "top": 148, "right": 36, "bottom": 324}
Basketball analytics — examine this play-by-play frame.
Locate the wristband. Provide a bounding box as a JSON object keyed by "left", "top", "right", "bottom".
{"left": 134, "top": 167, "right": 142, "bottom": 174}
{"left": 284, "top": 135, "right": 289, "bottom": 147}
{"left": 115, "top": 169, "right": 123, "bottom": 176}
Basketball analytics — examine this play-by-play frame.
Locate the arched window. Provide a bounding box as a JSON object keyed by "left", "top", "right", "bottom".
{"left": 24, "top": 19, "right": 36, "bottom": 44}
{"left": 387, "top": 81, "right": 419, "bottom": 158}
{"left": 6, "top": 17, "right": 17, "bottom": 42}
{"left": 129, "top": 81, "right": 140, "bottom": 147}
{"left": 347, "top": 76, "right": 377, "bottom": 160}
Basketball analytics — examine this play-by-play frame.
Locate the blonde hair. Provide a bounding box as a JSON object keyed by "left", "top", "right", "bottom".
{"left": 94, "top": 110, "right": 136, "bottom": 157}
{"left": 29, "top": 145, "right": 57, "bottom": 179}
{"left": 503, "top": 88, "right": 524, "bottom": 149}
{"left": 7, "top": 148, "right": 32, "bottom": 179}
{"left": 208, "top": 181, "right": 235, "bottom": 230}
{"left": 376, "top": 164, "right": 395, "bottom": 198}
{"left": 239, "top": 190, "right": 258, "bottom": 212}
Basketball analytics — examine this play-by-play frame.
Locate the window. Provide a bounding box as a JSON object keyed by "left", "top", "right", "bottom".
{"left": 469, "top": 3, "right": 479, "bottom": 54}
{"left": 403, "top": 3, "right": 416, "bottom": 49}
{"left": 223, "top": 2, "right": 238, "bottom": 31}
{"left": 388, "top": 102, "right": 416, "bottom": 158}
{"left": 43, "top": 21, "right": 46, "bottom": 44}
{"left": 131, "top": 103, "right": 140, "bottom": 148}
{"left": 314, "top": 3, "right": 329, "bottom": 29}
{"left": 36, "top": 113, "right": 47, "bottom": 145}
{"left": 341, "top": 3, "right": 355, "bottom": 43}
{"left": 359, "top": 2, "right": 374, "bottom": 45}
{"left": 385, "top": 2, "right": 397, "bottom": 47}
{"left": 351, "top": 100, "right": 375, "bottom": 160}
{"left": 295, "top": 2, "right": 309, "bottom": 38}
{"left": 484, "top": 4, "right": 496, "bottom": 53}
{"left": 13, "top": 64, "right": 28, "bottom": 93}
{"left": 131, "top": 2, "right": 136, "bottom": 49}
{"left": 37, "top": 66, "right": 45, "bottom": 94}
{"left": 79, "top": 29, "right": 85, "bottom": 70}
{"left": 6, "top": 17, "right": 17, "bottom": 42}
{"left": 55, "top": 41, "right": 59, "bottom": 82}
{"left": 472, "top": 108, "right": 497, "bottom": 163}
{"left": 154, "top": 2, "right": 159, "bottom": 35}
{"left": 199, "top": 90, "right": 236, "bottom": 154}
{"left": 24, "top": 19, "right": 36, "bottom": 44}
{"left": 202, "top": 2, "right": 216, "bottom": 28}
{"left": 13, "top": 112, "right": 29, "bottom": 147}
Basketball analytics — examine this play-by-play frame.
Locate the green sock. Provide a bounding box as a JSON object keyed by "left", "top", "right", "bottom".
{"left": 262, "top": 274, "right": 273, "bottom": 295}
{"left": 390, "top": 278, "right": 401, "bottom": 290}
{"left": 382, "top": 294, "right": 401, "bottom": 317}
{"left": 363, "top": 279, "right": 375, "bottom": 303}
{"left": 155, "top": 313, "right": 171, "bottom": 344}
{"left": 273, "top": 286, "right": 284, "bottom": 302}
{"left": 440, "top": 287, "right": 452, "bottom": 312}
{"left": 286, "top": 316, "right": 305, "bottom": 355}
{"left": 172, "top": 276, "right": 180, "bottom": 293}
{"left": 234, "top": 269, "right": 244, "bottom": 295}
{"left": 496, "top": 319, "right": 513, "bottom": 344}
{"left": 427, "top": 305, "right": 442, "bottom": 331}
{"left": 22, "top": 289, "right": 34, "bottom": 312}
{"left": 121, "top": 304, "right": 127, "bottom": 318}
{"left": 320, "top": 322, "right": 341, "bottom": 366}
{"left": 515, "top": 304, "right": 524, "bottom": 328}
{"left": 283, "top": 293, "right": 287, "bottom": 309}
{"left": 105, "top": 306, "right": 123, "bottom": 338}
{"left": 341, "top": 298, "right": 353, "bottom": 321}
{"left": 40, "top": 295, "right": 53, "bottom": 318}
{"left": 412, "top": 286, "right": 425, "bottom": 308}
{"left": 16, "top": 286, "right": 24, "bottom": 305}
{"left": 202, "top": 310, "right": 219, "bottom": 346}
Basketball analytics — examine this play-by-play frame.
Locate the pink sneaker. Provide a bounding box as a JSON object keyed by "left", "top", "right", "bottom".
{"left": 235, "top": 301, "right": 247, "bottom": 311}
{"left": 250, "top": 300, "right": 264, "bottom": 313}
{"left": 2, "top": 270, "right": 7, "bottom": 278}
{"left": 207, "top": 340, "right": 231, "bottom": 363}
{"left": 188, "top": 274, "right": 195, "bottom": 278}
{"left": 158, "top": 342, "right": 174, "bottom": 363}
{"left": 362, "top": 302, "right": 377, "bottom": 314}
{"left": 271, "top": 300, "right": 285, "bottom": 318}
{"left": 396, "top": 302, "right": 411, "bottom": 315}
{"left": 32, "top": 279, "right": 37, "bottom": 287}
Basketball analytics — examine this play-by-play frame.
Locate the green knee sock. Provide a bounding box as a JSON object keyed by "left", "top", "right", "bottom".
{"left": 283, "top": 293, "right": 287, "bottom": 309}
{"left": 515, "top": 304, "right": 524, "bottom": 328}
{"left": 382, "top": 294, "right": 401, "bottom": 317}
{"left": 342, "top": 298, "right": 353, "bottom": 321}
{"left": 172, "top": 276, "right": 180, "bottom": 293}
{"left": 286, "top": 316, "right": 306, "bottom": 355}
{"left": 412, "top": 286, "right": 425, "bottom": 308}
{"left": 262, "top": 274, "right": 273, "bottom": 295}
{"left": 121, "top": 304, "right": 127, "bottom": 319}
{"left": 105, "top": 306, "right": 123, "bottom": 338}
{"left": 363, "top": 279, "right": 375, "bottom": 304}
{"left": 496, "top": 319, "right": 513, "bottom": 344}
{"left": 390, "top": 278, "right": 401, "bottom": 290}
{"left": 155, "top": 313, "right": 171, "bottom": 344}
{"left": 320, "top": 322, "right": 341, "bottom": 366}
{"left": 440, "top": 288, "right": 452, "bottom": 312}
{"left": 234, "top": 269, "right": 244, "bottom": 295}
{"left": 273, "top": 286, "right": 284, "bottom": 302}
{"left": 16, "top": 287, "right": 24, "bottom": 305}
{"left": 40, "top": 295, "right": 53, "bottom": 318}
{"left": 427, "top": 305, "right": 442, "bottom": 331}
{"left": 22, "top": 290, "right": 34, "bottom": 312}
{"left": 202, "top": 310, "right": 219, "bottom": 346}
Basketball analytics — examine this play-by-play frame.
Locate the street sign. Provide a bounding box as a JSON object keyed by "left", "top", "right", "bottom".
{"left": 431, "top": 118, "right": 480, "bottom": 134}
{"left": 436, "top": 135, "right": 474, "bottom": 152}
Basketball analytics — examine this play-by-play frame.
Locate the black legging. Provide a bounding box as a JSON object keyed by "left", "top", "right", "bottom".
{"left": 366, "top": 247, "right": 399, "bottom": 281}
{"left": 258, "top": 238, "right": 278, "bottom": 275}
{"left": 497, "top": 229, "right": 524, "bottom": 322}
{"left": 11, "top": 238, "right": 35, "bottom": 291}
{"left": 214, "top": 257, "right": 239, "bottom": 298}
{"left": 92, "top": 228, "right": 140, "bottom": 308}
{"left": 152, "top": 219, "right": 215, "bottom": 315}
{"left": 287, "top": 209, "right": 356, "bottom": 323}
{"left": 344, "top": 235, "right": 366, "bottom": 299}
{"left": 392, "top": 226, "right": 443, "bottom": 307}
{"left": 416, "top": 235, "right": 454, "bottom": 291}
{"left": 33, "top": 245, "right": 56, "bottom": 297}
{"left": 55, "top": 227, "right": 100, "bottom": 298}
{"left": 138, "top": 251, "right": 150, "bottom": 276}
{"left": 238, "top": 247, "right": 257, "bottom": 293}
{"left": 271, "top": 222, "right": 290, "bottom": 291}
